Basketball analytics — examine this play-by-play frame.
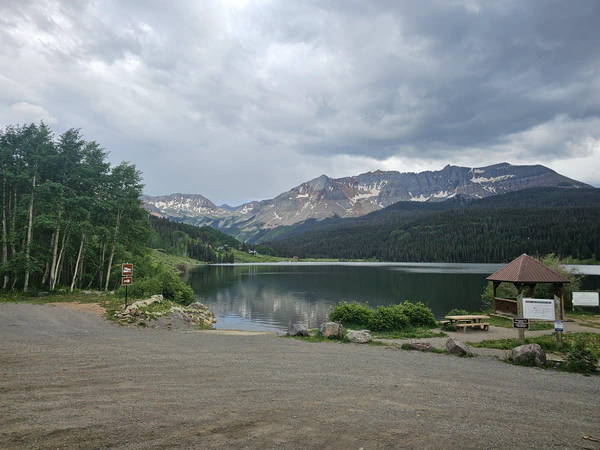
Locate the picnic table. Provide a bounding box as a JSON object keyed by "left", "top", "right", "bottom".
{"left": 442, "top": 315, "right": 490, "bottom": 332}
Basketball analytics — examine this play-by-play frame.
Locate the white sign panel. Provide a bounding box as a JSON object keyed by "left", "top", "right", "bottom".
{"left": 522, "top": 298, "right": 555, "bottom": 321}
{"left": 573, "top": 292, "right": 599, "bottom": 307}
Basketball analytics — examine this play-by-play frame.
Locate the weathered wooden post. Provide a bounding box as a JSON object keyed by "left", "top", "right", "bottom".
{"left": 516, "top": 284, "right": 525, "bottom": 345}
{"left": 554, "top": 284, "right": 564, "bottom": 349}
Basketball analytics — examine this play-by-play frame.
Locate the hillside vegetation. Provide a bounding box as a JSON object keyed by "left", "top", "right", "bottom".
{"left": 268, "top": 188, "right": 600, "bottom": 263}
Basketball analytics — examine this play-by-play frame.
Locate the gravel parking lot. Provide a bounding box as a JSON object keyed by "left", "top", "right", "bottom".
{"left": 1, "top": 303, "right": 599, "bottom": 449}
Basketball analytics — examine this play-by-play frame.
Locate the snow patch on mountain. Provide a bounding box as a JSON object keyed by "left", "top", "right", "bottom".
{"left": 471, "top": 174, "right": 515, "bottom": 183}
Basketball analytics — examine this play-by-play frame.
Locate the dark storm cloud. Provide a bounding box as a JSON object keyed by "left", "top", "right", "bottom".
{"left": 1, "top": 0, "right": 599, "bottom": 203}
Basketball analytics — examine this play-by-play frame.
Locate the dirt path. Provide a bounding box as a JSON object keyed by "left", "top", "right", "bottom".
{"left": 48, "top": 301, "right": 107, "bottom": 317}
{"left": 1, "top": 303, "right": 599, "bottom": 449}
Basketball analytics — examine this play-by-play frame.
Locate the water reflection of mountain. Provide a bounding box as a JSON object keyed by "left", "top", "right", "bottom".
{"left": 183, "top": 264, "right": 496, "bottom": 331}
{"left": 184, "top": 264, "right": 600, "bottom": 332}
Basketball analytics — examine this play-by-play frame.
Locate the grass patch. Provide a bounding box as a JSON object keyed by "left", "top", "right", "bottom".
{"left": 230, "top": 249, "right": 288, "bottom": 263}
{"left": 469, "top": 332, "right": 600, "bottom": 356}
{"left": 565, "top": 311, "right": 600, "bottom": 329}
{"left": 151, "top": 249, "right": 204, "bottom": 273}
{"left": 367, "top": 328, "right": 447, "bottom": 340}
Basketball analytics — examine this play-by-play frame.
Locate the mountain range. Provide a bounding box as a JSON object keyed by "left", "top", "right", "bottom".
{"left": 142, "top": 162, "right": 591, "bottom": 243}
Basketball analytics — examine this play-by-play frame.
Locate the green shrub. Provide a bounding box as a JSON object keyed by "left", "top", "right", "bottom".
{"left": 330, "top": 301, "right": 437, "bottom": 332}
{"left": 446, "top": 308, "right": 470, "bottom": 316}
{"left": 329, "top": 301, "right": 374, "bottom": 326}
{"left": 565, "top": 336, "right": 598, "bottom": 374}
{"left": 369, "top": 305, "right": 409, "bottom": 331}
{"left": 115, "top": 263, "right": 195, "bottom": 305}
{"left": 401, "top": 301, "right": 437, "bottom": 327}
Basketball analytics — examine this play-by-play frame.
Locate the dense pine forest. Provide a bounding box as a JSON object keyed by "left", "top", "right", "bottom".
{"left": 148, "top": 215, "right": 239, "bottom": 263}
{"left": 268, "top": 188, "right": 600, "bottom": 263}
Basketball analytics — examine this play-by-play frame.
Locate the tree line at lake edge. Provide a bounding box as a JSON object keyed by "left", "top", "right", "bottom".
{"left": 2, "top": 123, "right": 598, "bottom": 302}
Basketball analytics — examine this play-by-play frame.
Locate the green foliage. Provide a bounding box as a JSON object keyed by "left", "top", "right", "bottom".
{"left": 268, "top": 187, "right": 600, "bottom": 263}
{"left": 116, "top": 261, "right": 195, "bottom": 305}
{"left": 446, "top": 308, "right": 471, "bottom": 316}
{"left": 470, "top": 332, "right": 600, "bottom": 356}
{"left": 148, "top": 216, "right": 240, "bottom": 263}
{"left": 534, "top": 254, "right": 582, "bottom": 309}
{"left": 372, "top": 328, "right": 447, "bottom": 340}
{"left": 400, "top": 301, "right": 438, "bottom": 327}
{"left": 255, "top": 245, "right": 278, "bottom": 257}
{"left": 329, "top": 301, "right": 375, "bottom": 326}
{"left": 564, "top": 336, "right": 598, "bottom": 374}
{"left": 0, "top": 123, "right": 152, "bottom": 292}
{"left": 369, "top": 305, "right": 409, "bottom": 331}
{"left": 329, "top": 301, "right": 436, "bottom": 331}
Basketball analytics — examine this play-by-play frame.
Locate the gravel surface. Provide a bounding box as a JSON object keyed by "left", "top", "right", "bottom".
{"left": 1, "top": 303, "right": 599, "bottom": 450}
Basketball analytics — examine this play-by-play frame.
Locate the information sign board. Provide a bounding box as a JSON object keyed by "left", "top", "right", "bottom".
{"left": 522, "top": 298, "right": 555, "bottom": 321}
{"left": 573, "top": 292, "right": 599, "bottom": 307}
{"left": 121, "top": 276, "right": 133, "bottom": 286}
{"left": 554, "top": 320, "right": 564, "bottom": 332}
{"left": 122, "top": 263, "right": 133, "bottom": 276}
{"left": 512, "top": 318, "right": 530, "bottom": 329}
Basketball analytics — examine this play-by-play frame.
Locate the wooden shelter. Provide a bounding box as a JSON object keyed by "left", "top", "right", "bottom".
{"left": 487, "top": 253, "right": 570, "bottom": 315}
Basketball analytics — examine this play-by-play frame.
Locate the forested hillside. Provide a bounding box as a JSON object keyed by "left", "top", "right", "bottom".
{"left": 148, "top": 216, "right": 239, "bottom": 263}
{"left": 268, "top": 188, "right": 600, "bottom": 263}
{"left": 0, "top": 123, "right": 150, "bottom": 292}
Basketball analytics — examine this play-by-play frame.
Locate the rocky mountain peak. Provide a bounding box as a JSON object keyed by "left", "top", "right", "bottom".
{"left": 142, "top": 163, "right": 592, "bottom": 242}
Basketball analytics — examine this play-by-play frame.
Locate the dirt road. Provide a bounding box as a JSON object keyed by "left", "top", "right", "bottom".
{"left": 1, "top": 303, "right": 599, "bottom": 449}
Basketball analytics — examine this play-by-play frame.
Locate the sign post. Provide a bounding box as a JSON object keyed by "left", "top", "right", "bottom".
{"left": 122, "top": 263, "right": 133, "bottom": 308}
{"left": 512, "top": 318, "right": 530, "bottom": 330}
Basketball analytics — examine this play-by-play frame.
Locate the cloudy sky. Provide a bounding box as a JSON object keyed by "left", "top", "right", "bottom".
{"left": 1, "top": 0, "right": 599, "bottom": 205}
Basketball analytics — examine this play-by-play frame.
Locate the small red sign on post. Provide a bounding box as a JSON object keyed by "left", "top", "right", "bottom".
{"left": 121, "top": 276, "right": 133, "bottom": 286}
{"left": 122, "top": 263, "right": 133, "bottom": 276}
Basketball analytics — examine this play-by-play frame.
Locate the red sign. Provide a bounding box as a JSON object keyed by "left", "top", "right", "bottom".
{"left": 122, "top": 263, "right": 133, "bottom": 276}
{"left": 121, "top": 277, "right": 133, "bottom": 286}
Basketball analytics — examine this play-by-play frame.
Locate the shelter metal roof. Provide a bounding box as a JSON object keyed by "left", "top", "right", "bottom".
{"left": 487, "top": 254, "right": 570, "bottom": 284}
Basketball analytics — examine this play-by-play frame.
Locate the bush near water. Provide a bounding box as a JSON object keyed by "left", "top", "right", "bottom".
{"left": 329, "top": 301, "right": 437, "bottom": 331}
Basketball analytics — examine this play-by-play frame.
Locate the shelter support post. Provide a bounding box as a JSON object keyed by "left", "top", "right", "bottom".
{"left": 515, "top": 284, "right": 525, "bottom": 345}
{"left": 555, "top": 284, "right": 564, "bottom": 349}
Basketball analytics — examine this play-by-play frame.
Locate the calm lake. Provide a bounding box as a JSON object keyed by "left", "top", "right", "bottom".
{"left": 183, "top": 263, "right": 600, "bottom": 333}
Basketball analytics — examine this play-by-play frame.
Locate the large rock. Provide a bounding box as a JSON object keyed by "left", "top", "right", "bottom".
{"left": 188, "top": 302, "right": 208, "bottom": 311}
{"left": 446, "top": 338, "right": 473, "bottom": 356}
{"left": 319, "top": 322, "right": 344, "bottom": 339}
{"left": 512, "top": 344, "right": 547, "bottom": 367}
{"left": 403, "top": 342, "right": 433, "bottom": 352}
{"left": 288, "top": 323, "right": 309, "bottom": 337}
{"left": 346, "top": 330, "right": 372, "bottom": 344}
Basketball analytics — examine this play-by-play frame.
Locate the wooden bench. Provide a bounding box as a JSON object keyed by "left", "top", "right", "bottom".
{"left": 439, "top": 320, "right": 451, "bottom": 326}
{"left": 454, "top": 322, "right": 490, "bottom": 332}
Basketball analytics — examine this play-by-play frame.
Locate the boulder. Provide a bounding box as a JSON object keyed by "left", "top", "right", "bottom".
{"left": 346, "top": 330, "right": 372, "bottom": 343}
{"left": 287, "top": 323, "right": 309, "bottom": 337}
{"left": 319, "top": 321, "right": 344, "bottom": 339}
{"left": 512, "top": 344, "right": 546, "bottom": 367}
{"left": 403, "top": 342, "right": 433, "bottom": 352}
{"left": 446, "top": 338, "right": 473, "bottom": 356}
{"left": 188, "top": 302, "right": 207, "bottom": 310}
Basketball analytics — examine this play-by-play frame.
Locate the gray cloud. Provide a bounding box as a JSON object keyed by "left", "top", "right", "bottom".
{"left": 1, "top": 0, "right": 599, "bottom": 204}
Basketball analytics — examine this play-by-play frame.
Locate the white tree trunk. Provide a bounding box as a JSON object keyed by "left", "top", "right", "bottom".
{"left": 2, "top": 170, "right": 8, "bottom": 289}
{"left": 49, "top": 211, "right": 61, "bottom": 289}
{"left": 104, "top": 213, "right": 121, "bottom": 291}
{"left": 23, "top": 162, "right": 37, "bottom": 293}
{"left": 70, "top": 232, "right": 85, "bottom": 292}
{"left": 52, "top": 232, "right": 68, "bottom": 290}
